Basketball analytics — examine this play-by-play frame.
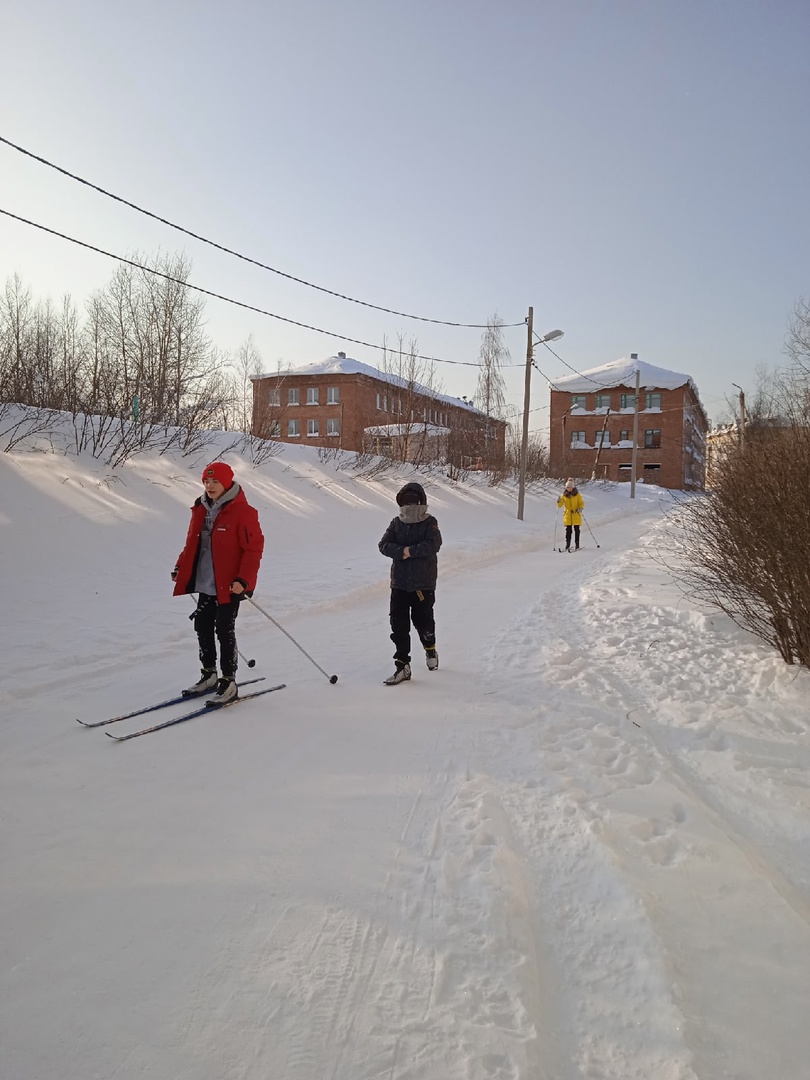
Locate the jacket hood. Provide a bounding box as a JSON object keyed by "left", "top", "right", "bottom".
{"left": 396, "top": 482, "right": 427, "bottom": 506}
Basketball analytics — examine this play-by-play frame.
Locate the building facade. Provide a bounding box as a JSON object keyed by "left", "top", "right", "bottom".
{"left": 251, "top": 353, "right": 506, "bottom": 467}
{"left": 548, "top": 356, "right": 708, "bottom": 490}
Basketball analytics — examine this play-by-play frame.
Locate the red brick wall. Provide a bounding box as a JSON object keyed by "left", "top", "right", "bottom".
{"left": 548, "top": 382, "right": 706, "bottom": 489}
{"left": 252, "top": 372, "right": 506, "bottom": 462}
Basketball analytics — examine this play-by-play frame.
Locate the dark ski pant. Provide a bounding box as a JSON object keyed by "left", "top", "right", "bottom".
{"left": 194, "top": 593, "right": 240, "bottom": 677}
{"left": 390, "top": 587, "right": 436, "bottom": 666}
{"left": 565, "top": 524, "right": 581, "bottom": 549}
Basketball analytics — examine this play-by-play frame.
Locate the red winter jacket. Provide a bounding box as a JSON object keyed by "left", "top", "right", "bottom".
{"left": 172, "top": 486, "right": 264, "bottom": 604}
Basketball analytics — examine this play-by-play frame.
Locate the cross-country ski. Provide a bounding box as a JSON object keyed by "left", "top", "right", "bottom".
{"left": 105, "top": 684, "right": 286, "bottom": 741}
{"left": 76, "top": 677, "right": 266, "bottom": 727}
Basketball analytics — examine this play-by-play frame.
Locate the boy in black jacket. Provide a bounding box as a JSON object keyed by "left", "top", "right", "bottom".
{"left": 378, "top": 481, "right": 443, "bottom": 685}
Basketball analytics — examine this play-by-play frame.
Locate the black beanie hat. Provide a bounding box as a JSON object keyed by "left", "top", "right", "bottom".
{"left": 396, "top": 482, "right": 427, "bottom": 506}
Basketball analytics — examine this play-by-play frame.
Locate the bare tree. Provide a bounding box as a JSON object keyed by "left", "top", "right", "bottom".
{"left": 475, "top": 313, "right": 508, "bottom": 407}
{"left": 377, "top": 334, "right": 445, "bottom": 463}
{"left": 470, "top": 314, "right": 510, "bottom": 474}
{"left": 786, "top": 296, "right": 810, "bottom": 374}
{"left": 228, "top": 337, "right": 286, "bottom": 465}
{"left": 0, "top": 275, "right": 35, "bottom": 404}
{"left": 85, "top": 252, "right": 213, "bottom": 428}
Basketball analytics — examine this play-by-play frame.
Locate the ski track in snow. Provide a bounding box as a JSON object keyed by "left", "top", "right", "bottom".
{"left": 473, "top": 523, "right": 810, "bottom": 1080}
{"left": 3, "top": 442, "right": 810, "bottom": 1080}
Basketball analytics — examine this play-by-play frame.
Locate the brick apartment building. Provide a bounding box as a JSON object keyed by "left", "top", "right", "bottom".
{"left": 548, "top": 356, "right": 708, "bottom": 489}
{"left": 251, "top": 353, "right": 506, "bottom": 467}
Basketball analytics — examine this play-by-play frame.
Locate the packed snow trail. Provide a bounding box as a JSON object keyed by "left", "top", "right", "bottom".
{"left": 3, "top": 446, "right": 810, "bottom": 1080}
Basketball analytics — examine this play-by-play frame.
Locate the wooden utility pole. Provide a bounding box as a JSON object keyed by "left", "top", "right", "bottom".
{"left": 591, "top": 409, "right": 611, "bottom": 480}
{"left": 517, "top": 306, "right": 534, "bottom": 521}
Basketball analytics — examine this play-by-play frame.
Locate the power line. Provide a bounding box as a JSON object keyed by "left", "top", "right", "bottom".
{"left": 0, "top": 207, "right": 524, "bottom": 370}
{"left": 535, "top": 337, "right": 639, "bottom": 389}
{"left": 0, "top": 134, "right": 523, "bottom": 331}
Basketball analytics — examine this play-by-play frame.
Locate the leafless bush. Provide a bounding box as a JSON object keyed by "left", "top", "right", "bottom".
{"left": 0, "top": 403, "right": 60, "bottom": 452}
{"left": 502, "top": 433, "right": 549, "bottom": 482}
{"left": 662, "top": 427, "right": 810, "bottom": 666}
{"left": 348, "top": 452, "right": 395, "bottom": 480}
{"left": 445, "top": 459, "right": 470, "bottom": 483}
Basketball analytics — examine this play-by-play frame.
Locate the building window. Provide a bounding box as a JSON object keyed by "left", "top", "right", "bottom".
{"left": 645, "top": 429, "right": 661, "bottom": 448}
{"left": 327, "top": 386, "right": 339, "bottom": 404}
{"left": 646, "top": 392, "right": 662, "bottom": 410}
{"left": 571, "top": 394, "right": 587, "bottom": 410}
{"left": 307, "top": 419, "right": 320, "bottom": 437}
{"left": 268, "top": 422, "right": 281, "bottom": 438}
{"left": 619, "top": 429, "right": 631, "bottom": 442}
{"left": 595, "top": 393, "right": 611, "bottom": 409}
{"left": 268, "top": 389, "right": 280, "bottom": 406}
{"left": 620, "top": 393, "right": 636, "bottom": 409}
{"left": 643, "top": 463, "right": 661, "bottom": 471}
{"left": 595, "top": 430, "right": 611, "bottom": 447}
{"left": 288, "top": 388, "right": 299, "bottom": 405}
{"left": 287, "top": 419, "right": 300, "bottom": 437}
{"left": 618, "top": 463, "right": 632, "bottom": 471}
{"left": 326, "top": 418, "right": 339, "bottom": 437}
{"left": 306, "top": 387, "right": 319, "bottom": 405}
{"left": 570, "top": 430, "right": 587, "bottom": 446}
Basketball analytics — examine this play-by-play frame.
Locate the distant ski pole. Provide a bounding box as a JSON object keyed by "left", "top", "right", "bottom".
{"left": 553, "top": 511, "right": 559, "bottom": 552}
{"left": 246, "top": 596, "right": 339, "bottom": 684}
{"left": 582, "top": 515, "right": 600, "bottom": 548}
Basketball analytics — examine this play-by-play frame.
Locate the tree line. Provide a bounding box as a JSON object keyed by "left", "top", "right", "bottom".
{"left": 1, "top": 255, "right": 546, "bottom": 479}
{"left": 0, "top": 254, "right": 252, "bottom": 457}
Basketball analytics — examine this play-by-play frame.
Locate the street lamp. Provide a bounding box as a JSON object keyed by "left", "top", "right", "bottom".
{"left": 517, "top": 307, "right": 564, "bottom": 520}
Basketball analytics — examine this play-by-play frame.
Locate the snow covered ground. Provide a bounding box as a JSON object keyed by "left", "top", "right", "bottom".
{"left": 2, "top": 426, "right": 810, "bottom": 1080}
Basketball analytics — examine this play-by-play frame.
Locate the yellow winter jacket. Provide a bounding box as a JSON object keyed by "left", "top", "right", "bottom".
{"left": 557, "top": 489, "right": 584, "bottom": 525}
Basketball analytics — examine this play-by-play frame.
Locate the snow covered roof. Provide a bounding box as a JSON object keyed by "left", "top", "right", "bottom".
{"left": 552, "top": 357, "right": 696, "bottom": 394}
{"left": 254, "top": 353, "right": 480, "bottom": 413}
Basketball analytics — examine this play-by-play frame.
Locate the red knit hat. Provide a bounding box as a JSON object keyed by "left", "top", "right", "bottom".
{"left": 202, "top": 462, "right": 234, "bottom": 487}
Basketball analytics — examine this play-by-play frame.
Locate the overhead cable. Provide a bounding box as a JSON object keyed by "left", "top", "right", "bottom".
{"left": 0, "top": 208, "right": 522, "bottom": 369}
{"left": 0, "top": 134, "right": 523, "bottom": 330}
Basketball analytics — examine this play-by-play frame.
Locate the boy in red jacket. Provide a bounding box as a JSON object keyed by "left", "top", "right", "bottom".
{"left": 171, "top": 462, "right": 264, "bottom": 703}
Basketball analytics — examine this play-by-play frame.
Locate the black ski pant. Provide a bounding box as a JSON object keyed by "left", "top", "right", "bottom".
{"left": 389, "top": 587, "right": 436, "bottom": 666}
{"left": 565, "top": 524, "right": 581, "bottom": 549}
{"left": 194, "top": 593, "right": 241, "bottom": 677}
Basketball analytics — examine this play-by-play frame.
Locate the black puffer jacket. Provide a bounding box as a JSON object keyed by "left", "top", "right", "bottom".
{"left": 379, "top": 484, "right": 442, "bottom": 591}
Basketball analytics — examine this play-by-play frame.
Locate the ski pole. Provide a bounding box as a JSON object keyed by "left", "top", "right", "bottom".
{"left": 553, "top": 512, "right": 559, "bottom": 552}
{"left": 246, "top": 596, "right": 339, "bottom": 684}
{"left": 190, "top": 595, "right": 256, "bottom": 667}
{"left": 582, "top": 515, "right": 601, "bottom": 548}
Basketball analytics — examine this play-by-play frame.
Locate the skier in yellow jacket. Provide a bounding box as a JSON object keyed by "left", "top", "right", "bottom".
{"left": 557, "top": 478, "right": 584, "bottom": 551}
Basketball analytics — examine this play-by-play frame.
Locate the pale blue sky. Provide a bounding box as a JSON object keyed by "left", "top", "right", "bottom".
{"left": 1, "top": 0, "right": 808, "bottom": 432}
